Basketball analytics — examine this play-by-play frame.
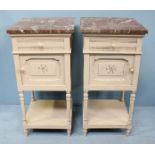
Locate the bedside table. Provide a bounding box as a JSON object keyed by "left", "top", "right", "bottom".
{"left": 80, "top": 17, "right": 148, "bottom": 135}
{"left": 7, "top": 18, "right": 74, "bottom": 136}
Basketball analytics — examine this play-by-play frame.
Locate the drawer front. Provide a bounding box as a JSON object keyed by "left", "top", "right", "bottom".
{"left": 89, "top": 54, "right": 136, "bottom": 87}
{"left": 88, "top": 37, "right": 137, "bottom": 52}
{"left": 13, "top": 37, "right": 70, "bottom": 52}
{"left": 18, "top": 55, "right": 66, "bottom": 89}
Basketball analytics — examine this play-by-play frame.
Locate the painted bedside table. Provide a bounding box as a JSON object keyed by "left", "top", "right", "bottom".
{"left": 80, "top": 17, "right": 148, "bottom": 135}
{"left": 7, "top": 18, "right": 74, "bottom": 136}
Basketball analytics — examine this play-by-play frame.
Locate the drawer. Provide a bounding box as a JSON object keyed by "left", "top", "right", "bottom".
{"left": 88, "top": 54, "right": 139, "bottom": 89}
{"left": 17, "top": 55, "right": 66, "bottom": 90}
{"left": 87, "top": 37, "right": 138, "bottom": 52}
{"left": 12, "top": 37, "right": 70, "bottom": 52}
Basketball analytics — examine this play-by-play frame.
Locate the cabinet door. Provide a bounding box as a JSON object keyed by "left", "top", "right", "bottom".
{"left": 88, "top": 54, "right": 140, "bottom": 90}
{"left": 16, "top": 54, "right": 67, "bottom": 90}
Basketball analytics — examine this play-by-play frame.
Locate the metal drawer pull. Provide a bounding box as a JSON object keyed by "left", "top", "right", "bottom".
{"left": 130, "top": 68, "right": 134, "bottom": 73}
{"left": 38, "top": 42, "right": 44, "bottom": 48}
{"left": 111, "top": 43, "right": 115, "bottom": 48}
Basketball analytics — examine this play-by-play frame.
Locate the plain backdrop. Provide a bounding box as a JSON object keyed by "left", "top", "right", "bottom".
{"left": 0, "top": 10, "right": 154, "bottom": 106}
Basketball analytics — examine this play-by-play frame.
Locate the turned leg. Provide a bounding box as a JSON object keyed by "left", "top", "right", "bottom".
{"left": 24, "top": 128, "right": 29, "bottom": 136}
{"left": 31, "top": 91, "right": 35, "bottom": 102}
{"left": 120, "top": 91, "right": 125, "bottom": 102}
{"left": 83, "top": 129, "right": 88, "bottom": 136}
{"left": 83, "top": 91, "right": 88, "bottom": 136}
{"left": 67, "top": 129, "right": 71, "bottom": 136}
{"left": 66, "top": 91, "right": 71, "bottom": 136}
{"left": 19, "top": 91, "right": 29, "bottom": 136}
{"left": 127, "top": 91, "right": 136, "bottom": 135}
{"left": 126, "top": 128, "right": 132, "bottom": 136}
{"left": 70, "top": 94, "right": 72, "bottom": 120}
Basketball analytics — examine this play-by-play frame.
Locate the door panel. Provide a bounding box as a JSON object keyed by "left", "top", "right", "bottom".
{"left": 19, "top": 55, "right": 65, "bottom": 88}
{"left": 89, "top": 54, "right": 135, "bottom": 86}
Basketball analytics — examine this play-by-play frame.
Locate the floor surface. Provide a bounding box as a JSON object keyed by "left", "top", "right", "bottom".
{"left": 0, "top": 104, "right": 155, "bottom": 144}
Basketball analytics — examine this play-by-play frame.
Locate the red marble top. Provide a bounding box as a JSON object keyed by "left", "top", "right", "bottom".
{"left": 7, "top": 17, "right": 75, "bottom": 34}
{"left": 80, "top": 17, "right": 148, "bottom": 35}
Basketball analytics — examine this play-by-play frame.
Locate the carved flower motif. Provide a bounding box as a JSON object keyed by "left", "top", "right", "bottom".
{"left": 105, "top": 65, "right": 116, "bottom": 74}
{"left": 38, "top": 64, "right": 48, "bottom": 73}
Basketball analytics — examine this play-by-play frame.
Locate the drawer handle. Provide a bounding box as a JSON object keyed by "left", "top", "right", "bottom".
{"left": 130, "top": 68, "right": 134, "bottom": 73}
{"left": 111, "top": 43, "right": 115, "bottom": 48}
{"left": 38, "top": 43, "right": 44, "bottom": 48}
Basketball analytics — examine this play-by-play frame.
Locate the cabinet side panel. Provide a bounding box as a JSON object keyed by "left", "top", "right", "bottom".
{"left": 13, "top": 54, "right": 23, "bottom": 91}
{"left": 64, "top": 54, "right": 71, "bottom": 91}
{"left": 83, "top": 54, "right": 89, "bottom": 91}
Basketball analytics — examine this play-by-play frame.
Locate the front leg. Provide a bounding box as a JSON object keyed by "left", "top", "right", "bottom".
{"left": 83, "top": 91, "right": 88, "bottom": 136}
{"left": 19, "top": 91, "right": 28, "bottom": 135}
{"left": 66, "top": 91, "right": 71, "bottom": 136}
{"left": 120, "top": 91, "right": 125, "bottom": 102}
{"left": 31, "top": 91, "right": 35, "bottom": 102}
{"left": 127, "top": 91, "right": 136, "bottom": 135}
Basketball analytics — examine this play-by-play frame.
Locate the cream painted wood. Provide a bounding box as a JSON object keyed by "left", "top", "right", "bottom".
{"left": 10, "top": 34, "right": 72, "bottom": 136}
{"left": 84, "top": 35, "right": 143, "bottom": 54}
{"left": 83, "top": 34, "right": 144, "bottom": 135}
{"left": 83, "top": 91, "right": 88, "bottom": 135}
{"left": 18, "top": 91, "right": 28, "bottom": 135}
{"left": 31, "top": 91, "right": 35, "bottom": 102}
{"left": 89, "top": 37, "right": 137, "bottom": 52}
{"left": 66, "top": 91, "right": 72, "bottom": 136}
{"left": 87, "top": 100, "right": 129, "bottom": 127}
{"left": 89, "top": 54, "right": 136, "bottom": 89}
{"left": 127, "top": 92, "right": 136, "bottom": 135}
{"left": 12, "top": 35, "right": 71, "bottom": 54}
{"left": 26, "top": 100, "right": 68, "bottom": 128}
{"left": 120, "top": 91, "right": 125, "bottom": 102}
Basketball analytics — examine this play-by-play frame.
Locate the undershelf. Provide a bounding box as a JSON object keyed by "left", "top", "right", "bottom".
{"left": 26, "top": 100, "right": 68, "bottom": 129}
{"left": 87, "top": 99, "right": 129, "bottom": 128}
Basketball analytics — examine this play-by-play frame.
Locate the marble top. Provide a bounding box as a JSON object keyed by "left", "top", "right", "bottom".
{"left": 80, "top": 17, "right": 148, "bottom": 35}
{"left": 7, "top": 18, "right": 75, "bottom": 34}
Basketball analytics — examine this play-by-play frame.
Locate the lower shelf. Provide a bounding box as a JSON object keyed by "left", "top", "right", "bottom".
{"left": 87, "top": 99, "right": 129, "bottom": 128}
{"left": 26, "top": 100, "right": 68, "bottom": 129}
